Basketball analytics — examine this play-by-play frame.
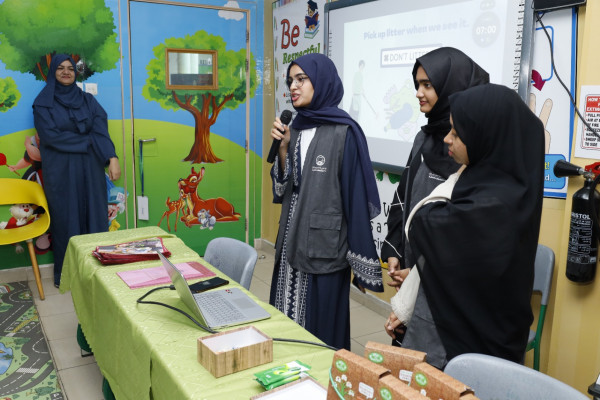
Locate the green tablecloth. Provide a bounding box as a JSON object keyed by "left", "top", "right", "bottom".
{"left": 60, "top": 227, "right": 334, "bottom": 400}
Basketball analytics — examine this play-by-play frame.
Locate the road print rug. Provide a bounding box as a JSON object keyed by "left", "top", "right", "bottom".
{"left": 0, "top": 281, "right": 63, "bottom": 399}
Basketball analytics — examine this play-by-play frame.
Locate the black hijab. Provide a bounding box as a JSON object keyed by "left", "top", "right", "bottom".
{"left": 288, "top": 53, "right": 380, "bottom": 218}
{"left": 408, "top": 84, "right": 545, "bottom": 363}
{"left": 412, "top": 47, "right": 489, "bottom": 178}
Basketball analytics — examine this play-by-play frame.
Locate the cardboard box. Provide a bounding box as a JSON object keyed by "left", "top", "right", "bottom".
{"left": 327, "top": 348, "right": 390, "bottom": 400}
{"left": 459, "top": 394, "right": 480, "bottom": 400}
{"left": 251, "top": 376, "right": 327, "bottom": 399}
{"left": 378, "top": 374, "right": 429, "bottom": 400}
{"left": 410, "top": 362, "right": 474, "bottom": 400}
{"left": 364, "top": 341, "right": 426, "bottom": 385}
{"left": 197, "top": 326, "right": 272, "bottom": 378}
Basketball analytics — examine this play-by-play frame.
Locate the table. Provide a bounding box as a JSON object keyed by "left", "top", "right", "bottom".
{"left": 60, "top": 227, "right": 335, "bottom": 400}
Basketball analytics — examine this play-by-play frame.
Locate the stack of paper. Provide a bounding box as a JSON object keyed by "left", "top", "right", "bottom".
{"left": 117, "top": 261, "right": 216, "bottom": 289}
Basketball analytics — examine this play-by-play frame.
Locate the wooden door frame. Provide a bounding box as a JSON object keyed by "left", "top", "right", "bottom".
{"left": 126, "top": 0, "right": 251, "bottom": 242}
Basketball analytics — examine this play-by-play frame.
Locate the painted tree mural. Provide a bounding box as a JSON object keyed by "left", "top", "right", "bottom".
{"left": 0, "top": 0, "right": 119, "bottom": 81}
{"left": 143, "top": 31, "right": 257, "bottom": 164}
{"left": 0, "top": 77, "right": 19, "bottom": 112}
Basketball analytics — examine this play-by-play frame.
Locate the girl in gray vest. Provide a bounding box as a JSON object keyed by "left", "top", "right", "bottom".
{"left": 269, "top": 53, "right": 382, "bottom": 350}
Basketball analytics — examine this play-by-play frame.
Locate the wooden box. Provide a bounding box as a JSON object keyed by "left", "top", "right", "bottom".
{"left": 197, "top": 326, "right": 273, "bottom": 378}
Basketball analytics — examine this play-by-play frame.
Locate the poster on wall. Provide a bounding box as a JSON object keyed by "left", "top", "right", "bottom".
{"left": 370, "top": 170, "right": 399, "bottom": 259}
{"left": 574, "top": 85, "right": 600, "bottom": 160}
{"left": 272, "top": 0, "right": 327, "bottom": 117}
{"left": 530, "top": 9, "right": 577, "bottom": 198}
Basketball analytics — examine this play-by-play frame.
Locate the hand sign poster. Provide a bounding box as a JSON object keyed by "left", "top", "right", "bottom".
{"left": 529, "top": 8, "right": 577, "bottom": 198}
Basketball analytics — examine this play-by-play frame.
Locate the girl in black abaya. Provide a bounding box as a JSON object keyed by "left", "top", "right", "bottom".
{"left": 404, "top": 83, "right": 545, "bottom": 367}
{"left": 382, "top": 48, "right": 489, "bottom": 285}
{"left": 382, "top": 47, "right": 489, "bottom": 344}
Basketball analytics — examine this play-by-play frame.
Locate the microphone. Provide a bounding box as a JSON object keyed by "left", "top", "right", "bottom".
{"left": 267, "top": 110, "right": 293, "bottom": 163}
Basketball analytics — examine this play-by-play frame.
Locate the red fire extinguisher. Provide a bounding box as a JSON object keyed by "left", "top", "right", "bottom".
{"left": 554, "top": 160, "right": 600, "bottom": 283}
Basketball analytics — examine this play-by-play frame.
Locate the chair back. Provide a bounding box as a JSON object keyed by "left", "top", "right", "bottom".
{"left": 203, "top": 237, "right": 258, "bottom": 290}
{"left": 533, "top": 244, "right": 555, "bottom": 306}
{"left": 444, "top": 353, "right": 588, "bottom": 400}
{"left": 0, "top": 178, "right": 50, "bottom": 245}
{"left": 526, "top": 243, "right": 556, "bottom": 370}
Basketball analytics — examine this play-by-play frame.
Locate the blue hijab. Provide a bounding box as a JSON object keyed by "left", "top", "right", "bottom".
{"left": 287, "top": 53, "right": 380, "bottom": 217}
{"left": 33, "top": 54, "right": 87, "bottom": 132}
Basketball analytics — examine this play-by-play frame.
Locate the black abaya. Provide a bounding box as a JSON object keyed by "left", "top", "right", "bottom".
{"left": 407, "top": 84, "right": 545, "bottom": 363}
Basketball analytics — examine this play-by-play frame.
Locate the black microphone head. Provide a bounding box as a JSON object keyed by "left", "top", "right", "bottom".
{"left": 280, "top": 110, "right": 293, "bottom": 125}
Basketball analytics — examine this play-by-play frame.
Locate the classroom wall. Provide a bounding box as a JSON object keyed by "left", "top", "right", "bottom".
{"left": 545, "top": 2, "right": 600, "bottom": 395}
{"left": 0, "top": 0, "right": 265, "bottom": 269}
{"left": 261, "top": 1, "right": 600, "bottom": 396}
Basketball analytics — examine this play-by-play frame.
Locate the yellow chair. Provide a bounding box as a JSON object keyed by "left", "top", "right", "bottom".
{"left": 0, "top": 178, "right": 50, "bottom": 300}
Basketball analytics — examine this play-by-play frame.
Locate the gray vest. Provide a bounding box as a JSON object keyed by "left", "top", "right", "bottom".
{"left": 276, "top": 124, "right": 349, "bottom": 275}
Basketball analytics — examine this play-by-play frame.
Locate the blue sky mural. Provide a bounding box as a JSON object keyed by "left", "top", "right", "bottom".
{"left": 0, "top": 0, "right": 262, "bottom": 152}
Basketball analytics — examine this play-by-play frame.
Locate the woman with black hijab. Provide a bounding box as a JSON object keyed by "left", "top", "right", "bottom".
{"left": 33, "top": 54, "right": 120, "bottom": 287}
{"left": 382, "top": 47, "right": 489, "bottom": 342}
{"left": 401, "top": 83, "right": 545, "bottom": 368}
{"left": 269, "top": 53, "right": 383, "bottom": 350}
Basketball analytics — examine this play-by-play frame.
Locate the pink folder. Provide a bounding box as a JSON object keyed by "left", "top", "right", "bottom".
{"left": 117, "top": 261, "right": 216, "bottom": 289}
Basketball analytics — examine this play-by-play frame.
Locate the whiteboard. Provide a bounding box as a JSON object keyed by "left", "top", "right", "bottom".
{"left": 325, "top": 0, "right": 535, "bottom": 172}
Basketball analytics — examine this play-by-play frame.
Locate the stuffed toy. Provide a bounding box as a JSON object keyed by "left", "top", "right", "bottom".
{"left": 0, "top": 204, "right": 45, "bottom": 254}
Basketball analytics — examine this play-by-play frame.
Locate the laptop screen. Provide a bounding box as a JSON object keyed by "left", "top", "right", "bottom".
{"left": 158, "top": 252, "right": 207, "bottom": 324}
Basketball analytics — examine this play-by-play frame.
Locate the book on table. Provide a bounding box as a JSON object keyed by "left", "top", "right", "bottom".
{"left": 92, "top": 237, "right": 171, "bottom": 265}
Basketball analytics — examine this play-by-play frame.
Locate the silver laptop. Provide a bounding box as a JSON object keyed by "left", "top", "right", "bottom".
{"left": 158, "top": 252, "right": 270, "bottom": 329}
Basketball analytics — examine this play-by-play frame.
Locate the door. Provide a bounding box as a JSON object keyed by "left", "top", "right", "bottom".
{"left": 128, "top": 1, "right": 252, "bottom": 253}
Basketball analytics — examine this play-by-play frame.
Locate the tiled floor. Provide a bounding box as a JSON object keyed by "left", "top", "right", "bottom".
{"left": 2, "top": 246, "right": 390, "bottom": 399}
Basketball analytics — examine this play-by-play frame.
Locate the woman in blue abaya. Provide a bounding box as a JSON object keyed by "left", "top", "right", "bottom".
{"left": 33, "top": 54, "right": 121, "bottom": 287}
{"left": 269, "top": 53, "right": 383, "bottom": 350}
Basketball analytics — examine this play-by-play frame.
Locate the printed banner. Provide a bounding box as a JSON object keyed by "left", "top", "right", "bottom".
{"left": 273, "top": 0, "right": 327, "bottom": 117}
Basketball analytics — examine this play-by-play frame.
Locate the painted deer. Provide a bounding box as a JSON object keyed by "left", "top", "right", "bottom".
{"left": 157, "top": 194, "right": 186, "bottom": 232}
{"left": 178, "top": 167, "right": 241, "bottom": 227}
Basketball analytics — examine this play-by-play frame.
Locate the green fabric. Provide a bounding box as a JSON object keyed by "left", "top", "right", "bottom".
{"left": 76, "top": 323, "right": 92, "bottom": 353}
{"left": 102, "top": 377, "right": 116, "bottom": 400}
{"left": 60, "top": 226, "right": 335, "bottom": 400}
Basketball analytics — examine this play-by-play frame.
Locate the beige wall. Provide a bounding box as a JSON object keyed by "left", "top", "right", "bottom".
{"left": 544, "top": 3, "right": 600, "bottom": 395}
{"left": 262, "top": 2, "right": 600, "bottom": 395}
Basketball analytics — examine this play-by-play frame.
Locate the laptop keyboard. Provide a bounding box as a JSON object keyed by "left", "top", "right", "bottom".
{"left": 196, "top": 291, "right": 245, "bottom": 324}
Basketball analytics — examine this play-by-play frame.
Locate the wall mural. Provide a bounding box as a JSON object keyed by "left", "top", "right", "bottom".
{"left": 142, "top": 30, "right": 254, "bottom": 231}
{"left": 0, "top": 0, "right": 127, "bottom": 262}
{"left": 0, "top": 0, "right": 120, "bottom": 82}
{"left": 142, "top": 31, "right": 256, "bottom": 164}
{"left": 0, "top": 0, "right": 263, "bottom": 268}
{"left": 158, "top": 167, "right": 240, "bottom": 232}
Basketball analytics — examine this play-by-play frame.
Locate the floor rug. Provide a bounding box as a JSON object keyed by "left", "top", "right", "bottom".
{"left": 0, "top": 281, "right": 64, "bottom": 400}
